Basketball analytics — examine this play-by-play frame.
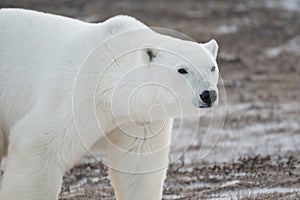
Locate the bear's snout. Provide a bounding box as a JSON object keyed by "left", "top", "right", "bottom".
{"left": 200, "top": 90, "right": 217, "bottom": 107}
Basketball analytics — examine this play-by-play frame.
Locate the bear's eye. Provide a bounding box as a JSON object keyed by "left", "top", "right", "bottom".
{"left": 178, "top": 68, "right": 188, "bottom": 74}
{"left": 211, "top": 66, "right": 216, "bottom": 72}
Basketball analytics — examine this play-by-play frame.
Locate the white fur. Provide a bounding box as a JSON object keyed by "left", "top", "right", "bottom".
{"left": 0, "top": 9, "right": 219, "bottom": 200}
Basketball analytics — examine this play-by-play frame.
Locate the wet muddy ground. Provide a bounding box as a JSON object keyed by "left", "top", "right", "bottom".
{"left": 1, "top": 0, "right": 300, "bottom": 199}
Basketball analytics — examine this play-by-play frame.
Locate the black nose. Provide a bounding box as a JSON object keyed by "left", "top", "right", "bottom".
{"left": 200, "top": 90, "right": 217, "bottom": 106}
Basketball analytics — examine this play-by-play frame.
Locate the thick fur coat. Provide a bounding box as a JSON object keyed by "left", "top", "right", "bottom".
{"left": 0, "top": 9, "right": 219, "bottom": 200}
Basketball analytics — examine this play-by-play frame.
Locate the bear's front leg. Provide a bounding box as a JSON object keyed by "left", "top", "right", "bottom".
{"left": 109, "top": 167, "right": 168, "bottom": 200}
{"left": 107, "top": 120, "right": 173, "bottom": 200}
{"left": 0, "top": 111, "right": 76, "bottom": 200}
{"left": 0, "top": 148, "right": 63, "bottom": 200}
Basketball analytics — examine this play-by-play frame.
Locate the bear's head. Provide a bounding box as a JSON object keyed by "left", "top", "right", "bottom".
{"left": 144, "top": 38, "right": 219, "bottom": 109}
{"left": 106, "top": 34, "right": 219, "bottom": 122}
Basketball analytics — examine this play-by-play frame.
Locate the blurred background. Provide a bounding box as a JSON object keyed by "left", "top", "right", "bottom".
{"left": 1, "top": 0, "right": 300, "bottom": 199}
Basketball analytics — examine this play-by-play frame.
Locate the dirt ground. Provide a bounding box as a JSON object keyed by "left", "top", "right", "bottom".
{"left": 1, "top": 0, "right": 300, "bottom": 199}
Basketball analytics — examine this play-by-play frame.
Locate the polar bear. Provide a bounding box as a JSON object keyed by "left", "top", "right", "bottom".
{"left": 0, "top": 8, "right": 219, "bottom": 200}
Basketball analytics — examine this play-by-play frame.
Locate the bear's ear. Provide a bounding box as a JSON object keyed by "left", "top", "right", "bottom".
{"left": 145, "top": 48, "right": 157, "bottom": 63}
{"left": 139, "top": 46, "right": 158, "bottom": 64}
{"left": 203, "top": 39, "right": 219, "bottom": 59}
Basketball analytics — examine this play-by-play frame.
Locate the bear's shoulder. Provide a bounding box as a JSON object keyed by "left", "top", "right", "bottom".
{"left": 102, "top": 15, "right": 148, "bottom": 36}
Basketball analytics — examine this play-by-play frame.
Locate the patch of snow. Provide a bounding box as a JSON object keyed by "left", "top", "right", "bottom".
{"left": 69, "top": 178, "right": 87, "bottom": 192}
{"left": 219, "top": 52, "right": 240, "bottom": 63}
{"left": 220, "top": 180, "right": 241, "bottom": 188}
{"left": 186, "top": 181, "right": 212, "bottom": 189}
{"left": 185, "top": 10, "right": 206, "bottom": 18}
{"left": 266, "top": 35, "right": 300, "bottom": 57}
{"left": 214, "top": 24, "right": 238, "bottom": 35}
{"left": 170, "top": 102, "right": 300, "bottom": 164}
{"left": 264, "top": 0, "right": 300, "bottom": 12}
{"left": 163, "top": 194, "right": 183, "bottom": 199}
{"left": 91, "top": 177, "right": 100, "bottom": 183}
{"left": 215, "top": 187, "right": 300, "bottom": 199}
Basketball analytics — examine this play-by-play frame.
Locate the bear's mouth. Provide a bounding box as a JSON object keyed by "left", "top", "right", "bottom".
{"left": 194, "top": 99, "right": 215, "bottom": 109}
{"left": 199, "top": 104, "right": 211, "bottom": 109}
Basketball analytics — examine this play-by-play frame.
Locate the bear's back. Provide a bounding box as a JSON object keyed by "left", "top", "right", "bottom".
{"left": 0, "top": 9, "right": 90, "bottom": 62}
{"left": 0, "top": 9, "right": 149, "bottom": 130}
{"left": 0, "top": 9, "right": 92, "bottom": 129}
